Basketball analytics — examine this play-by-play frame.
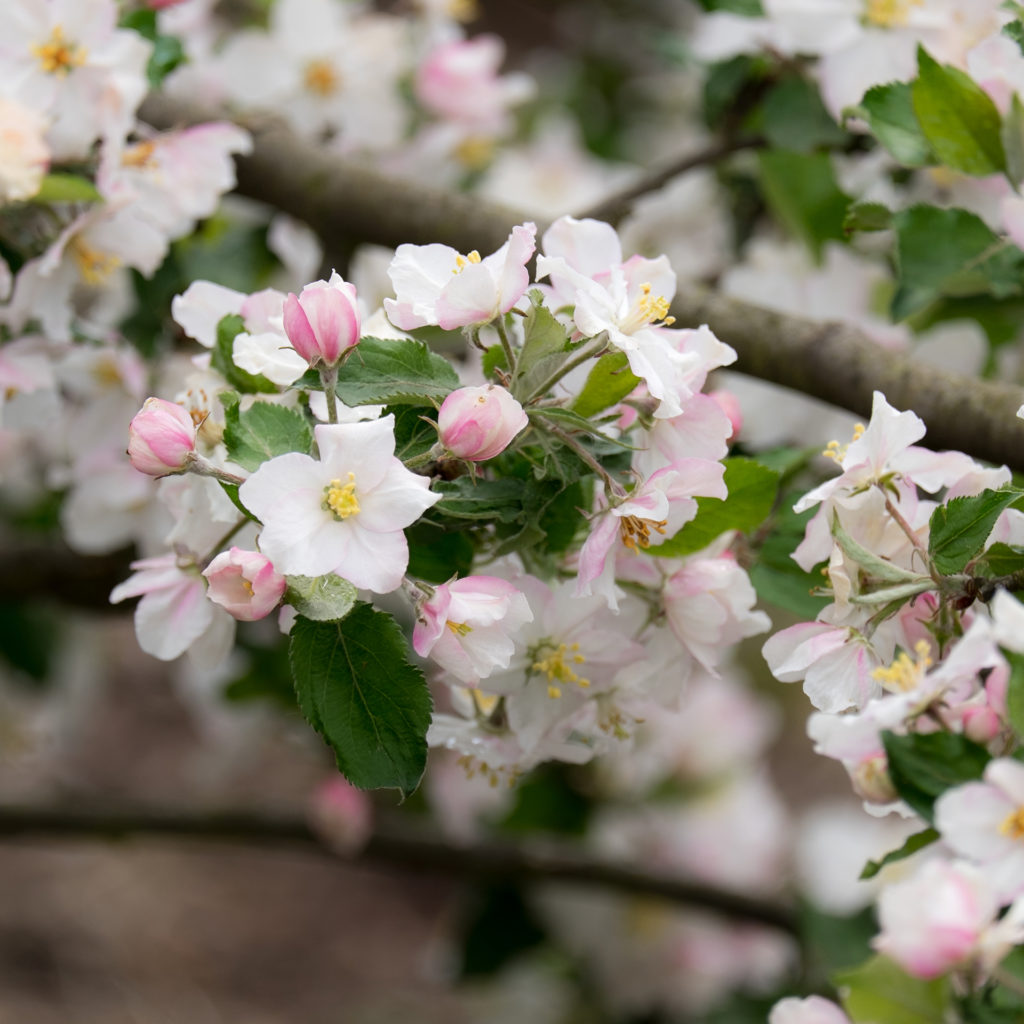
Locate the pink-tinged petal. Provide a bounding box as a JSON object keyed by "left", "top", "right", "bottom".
{"left": 282, "top": 292, "right": 319, "bottom": 363}
{"left": 436, "top": 262, "right": 501, "bottom": 329}
{"left": 936, "top": 781, "right": 1017, "bottom": 861}
{"left": 575, "top": 513, "right": 621, "bottom": 596}
{"left": 412, "top": 586, "right": 453, "bottom": 657}
{"left": 541, "top": 215, "right": 623, "bottom": 278}
{"left": 134, "top": 577, "right": 213, "bottom": 661}
{"left": 844, "top": 390, "right": 926, "bottom": 475}
{"left": 495, "top": 222, "right": 536, "bottom": 313}
{"left": 171, "top": 280, "right": 245, "bottom": 347}
{"left": 621, "top": 253, "right": 677, "bottom": 306}
{"left": 762, "top": 623, "right": 847, "bottom": 682}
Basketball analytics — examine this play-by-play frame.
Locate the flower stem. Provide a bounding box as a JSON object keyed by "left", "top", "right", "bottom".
{"left": 199, "top": 517, "right": 250, "bottom": 569}
{"left": 522, "top": 333, "right": 609, "bottom": 406}
{"left": 495, "top": 315, "right": 518, "bottom": 381}
{"left": 539, "top": 419, "right": 624, "bottom": 497}
{"left": 319, "top": 364, "right": 339, "bottom": 425}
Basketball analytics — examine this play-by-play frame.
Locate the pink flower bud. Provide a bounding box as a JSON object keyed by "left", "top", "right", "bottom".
{"left": 202, "top": 547, "right": 286, "bottom": 621}
{"left": 437, "top": 384, "right": 528, "bottom": 461}
{"left": 282, "top": 270, "right": 360, "bottom": 367}
{"left": 308, "top": 777, "right": 373, "bottom": 855}
{"left": 128, "top": 397, "right": 197, "bottom": 476}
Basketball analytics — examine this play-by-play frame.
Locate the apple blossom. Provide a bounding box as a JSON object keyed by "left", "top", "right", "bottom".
{"left": 202, "top": 547, "right": 287, "bottom": 621}
{"left": 0, "top": 97, "right": 49, "bottom": 202}
{"left": 412, "top": 575, "right": 533, "bottom": 685}
{"left": 127, "top": 397, "right": 198, "bottom": 477}
{"left": 437, "top": 384, "right": 528, "bottom": 461}
{"left": 769, "top": 996, "right": 852, "bottom": 1024}
{"left": 384, "top": 222, "right": 536, "bottom": 331}
{"left": 237, "top": 416, "right": 440, "bottom": 593}
{"left": 282, "top": 270, "right": 361, "bottom": 367}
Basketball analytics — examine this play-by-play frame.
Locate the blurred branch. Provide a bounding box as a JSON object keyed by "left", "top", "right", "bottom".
{"left": 0, "top": 802, "right": 798, "bottom": 934}
{"left": 140, "top": 96, "right": 1024, "bottom": 472}
{"left": 0, "top": 542, "right": 132, "bottom": 610}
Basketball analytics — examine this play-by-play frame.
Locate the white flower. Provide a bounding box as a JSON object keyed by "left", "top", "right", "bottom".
{"left": 238, "top": 416, "right": 440, "bottom": 594}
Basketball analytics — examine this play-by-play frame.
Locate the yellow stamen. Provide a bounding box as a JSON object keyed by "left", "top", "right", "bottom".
{"left": 456, "top": 753, "right": 518, "bottom": 789}
{"left": 454, "top": 135, "right": 494, "bottom": 170}
{"left": 447, "top": 620, "right": 472, "bottom": 637}
{"left": 999, "top": 807, "right": 1024, "bottom": 841}
{"left": 871, "top": 639, "right": 932, "bottom": 693}
{"left": 323, "top": 472, "right": 360, "bottom": 520}
{"left": 447, "top": 0, "right": 479, "bottom": 21}
{"left": 70, "top": 238, "right": 121, "bottom": 286}
{"left": 122, "top": 140, "right": 157, "bottom": 169}
{"left": 822, "top": 422, "right": 865, "bottom": 462}
{"left": 303, "top": 59, "right": 339, "bottom": 96}
{"left": 452, "top": 250, "right": 483, "bottom": 274}
{"left": 31, "top": 25, "right": 86, "bottom": 76}
{"left": 619, "top": 514, "right": 668, "bottom": 553}
{"left": 532, "top": 641, "right": 590, "bottom": 697}
{"left": 623, "top": 282, "right": 676, "bottom": 332}
{"left": 864, "top": 0, "right": 922, "bottom": 28}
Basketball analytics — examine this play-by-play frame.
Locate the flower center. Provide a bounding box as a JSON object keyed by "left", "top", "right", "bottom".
{"left": 621, "top": 282, "right": 676, "bottom": 333}
{"left": 864, "top": 0, "right": 922, "bottom": 27}
{"left": 619, "top": 513, "right": 667, "bottom": 553}
{"left": 304, "top": 59, "right": 340, "bottom": 96}
{"left": 871, "top": 640, "right": 932, "bottom": 693}
{"left": 447, "top": 620, "right": 473, "bottom": 636}
{"left": 447, "top": 0, "right": 479, "bottom": 21}
{"left": 70, "top": 238, "right": 121, "bottom": 286}
{"left": 531, "top": 640, "right": 589, "bottom": 699}
{"left": 822, "top": 422, "right": 865, "bottom": 462}
{"left": 122, "top": 140, "right": 157, "bottom": 169}
{"left": 452, "top": 250, "right": 482, "bottom": 274}
{"left": 31, "top": 25, "right": 86, "bottom": 76}
{"left": 323, "top": 472, "right": 360, "bottom": 520}
{"left": 1000, "top": 807, "right": 1024, "bottom": 841}
{"left": 455, "top": 136, "right": 494, "bottom": 170}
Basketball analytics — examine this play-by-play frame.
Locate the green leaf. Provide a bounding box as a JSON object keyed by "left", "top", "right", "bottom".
{"left": 289, "top": 607, "right": 431, "bottom": 797}
{"left": 844, "top": 201, "right": 894, "bottom": 235}
{"left": 429, "top": 477, "right": 525, "bottom": 522}
{"left": 759, "top": 76, "right": 847, "bottom": 152}
{"left": 854, "top": 81, "right": 933, "bottom": 167}
{"left": 835, "top": 954, "right": 950, "bottom": 1024}
{"left": 284, "top": 574, "right": 357, "bottom": 623}
{"left": 891, "top": 205, "right": 1024, "bottom": 320}
{"left": 758, "top": 150, "right": 851, "bottom": 259}
{"left": 335, "top": 337, "right": 460, "bottom": 406}
{"left": 482, "top": 343, "right": 508, "bottom": 379}
{"left": 221, "top": 392, "right": 313, "bottom": 472}
{"left": 31, "top": 173, "right": 102, "bottom": 203}
{"left": 653, "top": 457, "right": 778, "bottom": 558}
{"left": 514, "top": 293, "right": 572, "bottom": 400}
{"left": 1004, "top": 19, "right": 1024, "bottom": 56}
{"left": 1004, "top": 94, "right": 1024, "bottom": 187}
{"left": 912, "top": 47, "right": 1006, "bottom": 176}
{"left": 405, "top": 521, "right": 475, "bottom": 583}
{"left": 800, "top": 904, "right": 879, "bottom": 976}
{"left": 882, "top": 730, "right": 991, "bottom": 823}
{"left": 695, "top": 0, "right": 762, "bottom": 12}
{"left": 971, "top": 541, "right": 1024, "bottom": 581}
{"left": 928, "top": 486, "right": 1024, "bottom": 575}
{"left": 860, "top": 828, "right": 939, "bottom": 880}
{"left": 212, "top": 314, "right": 279, "bottom": 394}
{"left": 749, "top": 501, "right": 830, "bottom": 618}
{"left": 1005, "top": 650, "right": 1024, "bottom": 740}
{"left": 529, "top": 406, "right": 634, "bottom": 450}
{"left": 571, "top": 351, "right": 641, "bottom": 418}
{"left": 146, "top": 32, "right": 185, "bottom": 87}
{"left": 390, "top": 405, "right": 438, "bottom": 463}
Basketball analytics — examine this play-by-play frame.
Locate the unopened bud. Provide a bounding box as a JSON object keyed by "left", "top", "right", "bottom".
{"left": 438, "top": 384, "right": 528, "bottom": 461}
{"left": 128, "top": 397, "right": 197, "bottom": 477}
{"left": 283, "top": 271, "right": 360, "bottom": 367}
{"left": 202, "top": 547, "right": 286, "bottom": 621}
{"left": 309, "top": 776, "right": 373, "bottom": 855}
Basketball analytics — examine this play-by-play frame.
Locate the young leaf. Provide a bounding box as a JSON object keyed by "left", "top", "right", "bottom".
{"left": 335, "top": 336, "right": 461, "bottom": 406}
{"left": 653, "top": 457, "right": 779, "bottom": 558}
{"left": 758, "top": 150, "right": 851, "bottom": 259}
{"left": 928, "top": 486, "right": 1024, "bottom": 576}
{"left": 221, "top": 392, "right": 314, "bottom": 471}
{"left": 859, "top": 828, "right": 939, "bottom": 880}
{"left": 912, "top": 47, "right": 1006, "bottom": 176}
{"left": 882, "top": 730, "right": 990, "bottom": 823}
{"left": 891, "top": 205, "right": 1024, "bottom": 320}
{"left": 571, "top": 351, "right": 641, "bottom": 418}
{"left": 970, "top": 541, "right": 1024, "bottom": 582}
{"left": 1004, "top": 94, "right": 1024, "bottom": 188}
{"left": 759, "top": 76, "right": 847, "bottom": 152}
{"left": 834, "top": 954, "right": 950, "bottom": 1024}
{"left": 514, "top": 294, "right": 572, "bottom": 399}
{"left": 844, "top": 201, "right": 893, "bottom": 235}
{"left": 284, "top": 574, "right": 357, "bottom": 623}
{"left": 32, "top": 173, "right": 102, "bottom": 204}
{"left": 289, "top": 607, "right": 432, "bottom": 797}
{"left": 854, "top": 81, "right": 933, "bottom": 167}
{"left": 212, "top": 314, "right": 278, "bottom": 394}
{"left": 1005, "top": 650, "right": 1024, "bottom": 740}
{"left": 428, "top": 477, "right": 525, "bottom": 522}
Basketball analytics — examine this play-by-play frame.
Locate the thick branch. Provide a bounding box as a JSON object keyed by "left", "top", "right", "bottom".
{"left": 140, "top": 96, "right": 1024, "bottom": 472}
{"left": 0, "top": 802, "right": 797, "bottom": 934}
{"left": 0, "top": 541, "right": 132, "bottom": 610}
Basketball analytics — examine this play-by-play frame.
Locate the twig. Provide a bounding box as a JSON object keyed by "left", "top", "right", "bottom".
{"left": 139, "top": 97, "right": 1024, "bottom": 471}
{"left": 0, "top": 802, "right": 798, "bottom": 934}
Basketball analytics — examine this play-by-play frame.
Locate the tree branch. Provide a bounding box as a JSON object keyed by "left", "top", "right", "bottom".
{"left": 140, "top": 96, "right": 1024, "bottom": 472}
{"left": 0, "top": 542, "right": 132, "bottom": 610}
{"left": 0, "top": 802, "right": 797, "bottom": 934}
